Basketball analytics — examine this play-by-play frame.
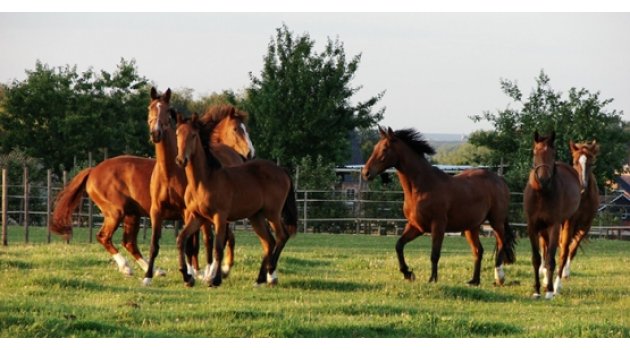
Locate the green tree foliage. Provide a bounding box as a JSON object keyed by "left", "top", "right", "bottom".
{"left": 244, "top": 24, "right": 385, "bottom": 170}
{"left": 170, "top": 88, "right": 240, "bottom": 117}
{"left": 433, "top": 142, "right": 492, "bottom": 166}
{"left": 0, "top": 58, "right": 150, "bottom": 176}
{"left": 469, "top": 71, "right": 630, "bottom": 191}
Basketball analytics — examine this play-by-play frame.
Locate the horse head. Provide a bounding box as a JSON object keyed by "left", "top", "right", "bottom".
{"left": 363, "top": 126, "right": 400, "bottom": 181}
{"left": 210, "top": 107, "right": 255, "bottom": 160}
{"left": 570, "top": 139, "right": 599, "bottom": 192}
{"left": 174, "top": 113, "right": 199, "bottom": 168}
{"left": 532, "top": 130, "right": 557, "bottom": 191}
{"left": 148, "top": 87, "right": 173, "bottom": 143}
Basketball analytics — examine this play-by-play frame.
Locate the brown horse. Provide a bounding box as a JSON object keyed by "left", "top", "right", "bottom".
{"left": 541, "top": 140, "right": 600, "bottom": 281}
{"left": 51, "top": 88, "right": 254, "bottom": 279}
{"left": 524, "top": 131, "right": 581, "bottom": 299}
{"left": 142, "top": 87, "right": 255, "bottom": 286}
{"left": 174, "top": 114, "right": 298, "bottom": 287}
{"left": 362, "top": 127, "right": 516, "bottom": 286}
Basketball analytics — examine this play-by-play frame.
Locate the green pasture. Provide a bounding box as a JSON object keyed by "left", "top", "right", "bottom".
{"left": 1, "top": 226, "right": 629, "bottom": 337}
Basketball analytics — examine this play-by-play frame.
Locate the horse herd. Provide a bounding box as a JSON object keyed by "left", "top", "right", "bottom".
{"left": 51, "top": 87, "right": 599, "bottom": 299}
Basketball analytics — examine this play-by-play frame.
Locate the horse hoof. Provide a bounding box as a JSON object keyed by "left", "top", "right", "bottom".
{"left": 142, "top": 278, "right": 152, "bottom": 287}
{"left": 268, "top": 278, "right": 278, "bottom": 287}
{"left": 155, "top": 268, "right": 166, "bottom": 277}
{"left": 221, "top": 266, "right": 231, "bottom": 279}
{"left": 185, "top": 277, "right": 195, "bottom": 288}
{"left": 120, "top": 266, "right": 133, "bottom": 276}
{"left": 467, "top": 279, "right": 480, "bottom": 286}
{"left": 403, "top": 272, "right": 416, "bottom": 281}
{"left": 545, "top": 292, "right": 554, "bottom": 300}
{"left": 532, "top": 293, "right": 541, "bottom": 299}
{"left": 494, "top": 278, "right": 505, "bottom": 286}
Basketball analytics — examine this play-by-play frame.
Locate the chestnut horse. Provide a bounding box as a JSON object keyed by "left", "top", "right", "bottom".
{"left": 540, "top": 140, "right": 600, "bottom": 281}
{"left": 51, "top": 88, "right": 254, "bottom": 278}
{"left": 174, "top": 114, "right": 298, "bottom": 287}
{"left": 524, "top": 131, "right": 581, "bottom": 299}
{"left": 362, "top": 127, "right": 516, "bottom": 286}
{"left": 143, "top": 87, "right": 255, "bottom": 286}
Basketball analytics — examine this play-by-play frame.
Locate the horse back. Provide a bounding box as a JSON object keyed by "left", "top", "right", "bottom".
{"left": 87, "top": 156, "right": 154, "bottom": 217}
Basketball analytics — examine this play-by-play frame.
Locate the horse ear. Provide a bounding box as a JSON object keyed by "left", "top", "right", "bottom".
{"left": 378, "top": 126, "right": 387, "bottom": 139}
{"left": 169, "top": 109, "right": 177, "bottom": 122}
{"left": 163, "top": 88, "right": 171, "bottom": 103}
{"left": 534, "top": 130, "right": 541, "bottom": 142}
{"left": 387, "top": 127, "right": 395, "bottom": 139}
{"left": 569, "top": 140, "right": 578, "bottom": 152}
{"left": 176, "top": 112, "right": 184, "bottom": 124}
{"left": 549, "top": 130, "right": 556, "bottom": 146}
{"left": 191, "top": 112, "right": 199, "bottom": 125}
{"left": 150, "top": 87, "right": 158, "bottom": 100}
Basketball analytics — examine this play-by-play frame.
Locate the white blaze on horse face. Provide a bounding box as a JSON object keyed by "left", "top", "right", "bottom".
{"left": 241, "top": 124, "right": 255, "bottom": 158}
{"left": 152, "top": 103, "right": 163, "bottom": 134}
{"left": 578, "top": 154, "right": 588, "bottom": 189}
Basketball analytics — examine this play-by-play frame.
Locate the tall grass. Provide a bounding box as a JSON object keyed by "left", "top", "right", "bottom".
{"left": 1, "top": 226, "right": 629, "bottom": 337}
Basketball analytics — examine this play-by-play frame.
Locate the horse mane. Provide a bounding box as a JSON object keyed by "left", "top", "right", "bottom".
{"left": 394, "top": 128, "right": 436, "bottom": 157}
{"left": 198, "top": 104, "right": 248, "bottom": 135}
{"left": 179, "top": 114, "right": 223, "bottom": 170}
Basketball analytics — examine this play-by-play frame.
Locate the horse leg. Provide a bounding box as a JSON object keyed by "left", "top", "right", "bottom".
{"left": 209, "top": 214, "right": 229, "bottom": 287}
{"left": 199, "top": 223, "right": 214, "bottom": 283}
{"left": 184, "top": 228, "right": 201, "bottom": 278}
{"left": 249, "top": 214, "right": 275, "bottom": 286}
{"left": 96, "top": 215, "right": 130, "bottom": 276}
{"left": 176, "top": 213, "right": 202, "bottom": 287}
{"left": 463, "top": 227, "right": 483, "bottom": 286}
{"left": 544, "top": 224, "right": 560, "bottom": 299}
{"left": 528, "top": 224, "right": 542, "bottom": 298}
{"left": 395, "top": 223, "right": 422, "bottom": 281}
{"left": 555, "top": 220, "right": 572, "bottom": 294}
{"left": 538, "top": 234, "right": 547, "bottom": 283}
{"left": 489, "top": 221, "right": 507, "bottom": 286}
{"left": 143, "top": 208, "right": 163, "bottom": 286}
{"left": 429, "top": 224, "right": 446, "bottom": 283}
{"left": 222, "top": 223, "right": 236, "bottom": 278}
{"left": 267, "top": 217, "right": 290, "bottom": 286}
{"left": 565, "top": 226, "right": 589, "bottom": 278}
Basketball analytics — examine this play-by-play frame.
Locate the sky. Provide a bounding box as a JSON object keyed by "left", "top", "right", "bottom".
{"left": 1, "top": 11, "right": 629, "bottom": 135}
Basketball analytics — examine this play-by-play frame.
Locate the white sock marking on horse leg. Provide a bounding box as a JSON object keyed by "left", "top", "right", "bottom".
{"left": 202, "top": 264, "right": 213, "bottom": 283}
{"left": 142, "top": 278, "right": 152, "bottom": 286}
{"left": 562, "top": 257, "right": 571, "bottom": 278}
{"left": 186, "top": 263, "right": 194, "bottom": 276}
{"left": 267, "top": 270, "right": 278, "bottom": 284}
{"left": 494, "top": 265, "right": 505, "bottom": 282}
{"left": 112, "top": 253, "right": 132, "bottom": 275}
{"left": 545, "top": 291, "right": 554, "bottom": 300}
{"left": 137, "top": 258, "right": 149, "bottom": 272}
{"left": 221, "top": 263, "right": 231, "bottom": 276}
{"left": 553, "top": 276, "right": 562, "bottom": 295}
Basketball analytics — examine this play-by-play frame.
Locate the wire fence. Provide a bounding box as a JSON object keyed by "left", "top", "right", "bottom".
{"left": 1, "top": 167, "right": 629, "bottom": 246}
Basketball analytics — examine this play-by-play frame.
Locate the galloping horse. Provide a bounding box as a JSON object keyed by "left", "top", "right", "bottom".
{"left": 564, "top": 140, "right": 600, "bottom": 276}
{"left": 362, "top": 127, "right": 516, "bottom": 286}
{"left": 524, "top": 131, "right": 581, "bottom": 299}
{"left": 51, "top": 92, "right": 254, "bottom": 278}
{"left": 142, "top": 87, "right": 255, "bottom": 286}
{"left": 175, "top": 114, "right": 298, "bottom": 287}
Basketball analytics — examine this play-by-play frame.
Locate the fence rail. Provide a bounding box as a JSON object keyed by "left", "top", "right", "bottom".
{"left": 1, "top": 167, "right": 629, "bottom": 245}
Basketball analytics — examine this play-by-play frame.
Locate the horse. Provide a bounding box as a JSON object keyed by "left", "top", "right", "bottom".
{"left": 51, "top": 86, "right": 254, "bottom": 279}
{"left": 362, "top": 127, "right": 516, "bottom": 286}
{"left": 142, "top": 87, "right": 255, "bottom": 286}
{"left": 540, "top": 140, "right": 600, "bottom": 281}
{"left": 523, "top": 131, "right": 581, "bottom": 299}
{"left": 174, "top": 113, "right": 298, "bottom": 287}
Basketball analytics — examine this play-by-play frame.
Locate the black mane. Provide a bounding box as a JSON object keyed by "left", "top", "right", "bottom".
{"left": 394, "top": 129, "right": 435, "bottom": 157}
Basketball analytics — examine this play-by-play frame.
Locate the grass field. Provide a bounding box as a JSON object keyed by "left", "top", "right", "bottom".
{"left": 1, "top": 226, "right": 629, "bottom": 337}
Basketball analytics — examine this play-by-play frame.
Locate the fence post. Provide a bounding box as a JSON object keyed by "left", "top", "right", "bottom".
{"left": 2, "top": 169, "right": 7, "bottom": 246}
{"left": 303, "top": 191, "right": 308, "bottom": 233}
{"left": 47, "top": 169, "right": 52, "bottom": 243}
{"left": 23, "top": 166, "right": 29, "bottom": 243}
{"left": 88, "top": 152, "right": 93, "bottom": 243}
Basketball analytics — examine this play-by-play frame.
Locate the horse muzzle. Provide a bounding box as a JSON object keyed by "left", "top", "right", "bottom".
{"left": 176, "top": 156, "right": 188, "bottom": 168}
{"left": 362, "top": 167, "right": 376, "bottom": 181}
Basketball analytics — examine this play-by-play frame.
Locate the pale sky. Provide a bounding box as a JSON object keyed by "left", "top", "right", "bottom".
{"left": 1, "top": 12, "right": 629, "bottom": 135}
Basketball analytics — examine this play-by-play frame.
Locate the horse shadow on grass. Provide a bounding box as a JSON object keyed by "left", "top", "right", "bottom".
{"left": 283, "top": 278, "right": 381, "bottom": 292}
{"left": 438, "top": 285, "right": 518, "bottom": 303}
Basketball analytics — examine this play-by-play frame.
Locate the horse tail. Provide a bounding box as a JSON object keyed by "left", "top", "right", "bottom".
{"left": 282, "top": 177, "right": 298, "bottom": 237}
{"left": 502, "top": 221, "right": 517, "bottom": 264}
{"left": 50, "top": 167, "right": 91, "bottom": 240}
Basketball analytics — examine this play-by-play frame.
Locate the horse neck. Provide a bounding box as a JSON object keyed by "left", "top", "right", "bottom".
{"left": 183, "top": 136, "right": 215, "bottom": 191}
{"left": 154, "top": 129, "right": 180, "bottom": 177}
{"left": 394, "top": 144, "right": 439, "bottom": 194}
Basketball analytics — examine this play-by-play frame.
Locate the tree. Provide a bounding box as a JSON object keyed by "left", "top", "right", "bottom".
{"left": 244, "top": 24, "right": 385, "bottom": 171}
{"left": 469, "top": 70, "right": 630, "bottom": 191}
{"left": 433, "top": 142, "right": 492, "bottom": 166}
{"left": 0, "top": 58, "right": 150, "bottom": 175}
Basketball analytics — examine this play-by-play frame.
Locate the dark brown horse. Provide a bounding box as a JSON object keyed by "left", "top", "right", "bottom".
{"left": 362, "top": 127, "right": 516, "bottom": 286}
{"left": 51, "top": 87, "right": 254, "bottom": 279}
{"left": 174, "top": 114, "right": 298, "bottom": 287}
{"left": 142, "top": 87, "right": 255, "bottom": 286}
{"left": 524, "top": 131, "right": 581, "bottom": 299}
